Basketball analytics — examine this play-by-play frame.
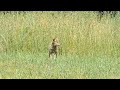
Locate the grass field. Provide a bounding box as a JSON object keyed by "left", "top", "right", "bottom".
{"left": 0, "top": 11, "right": 120, "bottom": 79}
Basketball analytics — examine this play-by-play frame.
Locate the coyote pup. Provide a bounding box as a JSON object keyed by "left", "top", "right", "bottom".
{"left": 49, "top": 38, "right": 60, "bottom": 58}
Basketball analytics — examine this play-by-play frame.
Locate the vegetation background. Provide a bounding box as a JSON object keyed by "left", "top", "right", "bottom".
{"left": 0, "top": 11, "right": 120, "bottom": 79}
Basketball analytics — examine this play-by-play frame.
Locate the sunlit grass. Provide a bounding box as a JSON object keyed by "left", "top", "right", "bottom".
{"left": 0, "top": 11, "right": 120, "bottom": 79}
{"left": 0, "top": 52, "right": 120, "bottom": 79}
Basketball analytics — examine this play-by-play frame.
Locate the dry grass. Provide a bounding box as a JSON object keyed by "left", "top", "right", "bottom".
{"left": 0, "top": 11, "right": 120, "bottom": 79}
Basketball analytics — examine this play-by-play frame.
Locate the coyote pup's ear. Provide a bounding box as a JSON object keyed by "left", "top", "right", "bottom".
{"left": 53, "top": 38, "right": 55, "bottom": 41}
{"left": 53, "top": 37, "right": 58, "bottom": 41}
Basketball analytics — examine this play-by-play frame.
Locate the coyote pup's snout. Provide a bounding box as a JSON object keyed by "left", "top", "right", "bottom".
{"left": 48, "top": 38, "right": 60, "bottom": 58}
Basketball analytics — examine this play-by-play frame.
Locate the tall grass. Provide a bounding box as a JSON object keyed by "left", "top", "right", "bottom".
{"left": 0, "top": 11, "right": 120, "bottom": 57}
{"left": 0, "top": 11, "right": 120, "bottom": 79}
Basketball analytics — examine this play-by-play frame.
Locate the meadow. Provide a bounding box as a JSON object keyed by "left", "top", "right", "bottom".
{"left": 0, "top": 11, "right": 120, "bottom": 79}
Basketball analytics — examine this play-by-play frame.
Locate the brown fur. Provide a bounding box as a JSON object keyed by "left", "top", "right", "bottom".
{"left": 48, "top": 38, "right": 60, "bottom": 58}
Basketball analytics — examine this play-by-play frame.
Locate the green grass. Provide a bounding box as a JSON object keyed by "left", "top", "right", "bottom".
{"left": 0, "top": 11, "right": 120, "bottom": 79}
{"left": 0, "top": 52, "right": 120, "bottom": 79}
